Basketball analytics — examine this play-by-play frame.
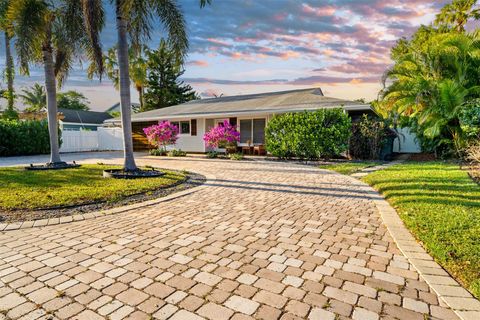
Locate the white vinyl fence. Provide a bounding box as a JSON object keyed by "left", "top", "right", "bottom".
{"left": 60, "top": 127, "right": 124, "bottom": 153}
{"left": 393, "top": 127, "right": 421, "bottom": 153}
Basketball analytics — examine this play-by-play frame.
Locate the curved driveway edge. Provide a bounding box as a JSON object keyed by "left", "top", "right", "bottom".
{"left": 371, "top": 195, "right": 480, "bottom": 320}
{"left": 0, "top": 173, "right": 216, "bottom": 232}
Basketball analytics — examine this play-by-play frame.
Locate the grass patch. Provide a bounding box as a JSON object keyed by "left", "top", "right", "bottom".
{"left": 0, "top": 164, "right": 185, "bottom": 211}
{"left": 362, "top": 161, "right": 480, "bottom": 298}
{"left": 318, "top": 161, "right": 381, "bottom": 175}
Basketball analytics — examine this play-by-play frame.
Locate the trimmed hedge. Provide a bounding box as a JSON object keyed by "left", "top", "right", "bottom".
{"left": 0, "top": 119, "right": 52, "bottom": 156}
{"left": 265, "top": 109, "right": 352, "bottom": 159}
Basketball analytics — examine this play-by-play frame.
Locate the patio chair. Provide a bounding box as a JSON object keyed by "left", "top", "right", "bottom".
{"left": 253, "top": 144, "right": 266, "bottom": 156}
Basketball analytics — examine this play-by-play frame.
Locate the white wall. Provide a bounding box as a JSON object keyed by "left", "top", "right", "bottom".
{"left": 168, "top": 118, "right": 206, "bottom": 152}
{"left": 60, "top": 130, "right": 99, "bottom": 153}
{"left": 98, "top": 127, "right": 124, "bottom": 151}
{"left": 393, "top": 127, "right": 421, "bottom": 153}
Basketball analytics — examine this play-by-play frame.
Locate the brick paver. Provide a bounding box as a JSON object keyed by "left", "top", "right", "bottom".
{"left": 0, "top": 155, "right": 463, "bottom": 319}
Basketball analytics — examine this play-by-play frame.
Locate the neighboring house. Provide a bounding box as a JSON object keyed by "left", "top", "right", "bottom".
{"left": 59, "top": 108, "right": 112, "bottom": 131}
{"left": 105, "top": 88, "right": 379, "bottom": 153}
{"left": 106, "top": 102, "right": 141, "bottom": 114}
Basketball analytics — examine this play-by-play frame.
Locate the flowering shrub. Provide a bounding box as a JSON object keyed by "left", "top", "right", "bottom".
{"left": 203, "top": 120, "right": 240, "bottom": 149}
{"left": 143, "top": 121, "right": 179, "bottom": 153}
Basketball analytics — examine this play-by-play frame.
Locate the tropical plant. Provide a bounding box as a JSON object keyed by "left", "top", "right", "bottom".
{"left": 203, "top": 120, "right": 240, "bottom": 149}
{"left": 143, "top": 121, "right": 179, "bottom": 154}
{"left": 57, "top": 91, "right": 90, "bottom": 111}
{"left": 92, "top": 0, "right": 210, "bottom": 172}
{"left": 378, "top": 31, "right": 480, "bottom": 157}
{"left": 435, "top": 0, "right": 480, "bottom": 32}
{"left": 8, "top": 0, "right": 104, "bottom": 164}
{"left": 349, "top": 115, "right": 393, "bottom": 160}
{"left": 143, "top": 40, "right": 199, "bottom": 111}
{"left": 167, "top": 149, "right": 187, "bottom": 157}
{"left": 19, "top": 83, "right": 46, "bottom": 112}
{"left": 89, "top": 45, "right": 148, "bottom": 111}
{"left": 0, "top": 0, "right": 15, "bottom": 119}
{"left": 265, "top": 109, "right": 352, "bottom": 160}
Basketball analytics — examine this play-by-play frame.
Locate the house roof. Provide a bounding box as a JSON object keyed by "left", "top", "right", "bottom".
{"left": 106, "top": 102, "right": 140, "bottom": 113}
{"left": 106, "top": 88, "right": 372, "bottom": 123}
{"left": 59, "top": 108, "right": 112, "bottom": 125}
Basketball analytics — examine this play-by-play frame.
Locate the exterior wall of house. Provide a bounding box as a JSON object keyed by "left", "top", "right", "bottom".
{"left": 167, "top": 117, "right": 206, "bottom": 153}
{"left": 393, "top": 127, "right": 422, "bottom": 153}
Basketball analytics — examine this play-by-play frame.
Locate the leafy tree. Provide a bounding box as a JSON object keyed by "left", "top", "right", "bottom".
{"left": 143, "top": 40, "right": 199, "bottom": 112}
{"left": 8, "top": 0, "right": 104, "bottom": 165}
{"left": 90, "top": 0, "right": 210, "bottom": 171}
{"left": 57, "top": 91, "right": 90, "bottom": 111}
{"left": 435, "top": 0, "right": 480, "bottom": 32}
{"left": 0, "top": 0, "right": 15, "bottom": 119}
{"left": 19, "top": 83, "right": 46, "bottom": 112}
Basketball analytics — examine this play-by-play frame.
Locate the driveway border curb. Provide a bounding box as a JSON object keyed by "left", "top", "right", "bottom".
{"left": 0, "top": 173, "right": 216, "bottom": 232}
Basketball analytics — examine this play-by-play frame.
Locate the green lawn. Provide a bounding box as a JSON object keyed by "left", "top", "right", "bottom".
{"left": 0, "top": 164, "right": 185, "bottom": 211}
{"left": 363, "top": 162, "right": 480, "bottom": 299}
{"left": 318, "top": 161, "right": 381, "bottom": 175}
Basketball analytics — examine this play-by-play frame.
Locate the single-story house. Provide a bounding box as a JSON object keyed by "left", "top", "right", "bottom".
{"left": 59, "top": 108, "right": 112, "bottom": 131}
{"left": 105, "top": 87, "right": 379, "bottom": 153}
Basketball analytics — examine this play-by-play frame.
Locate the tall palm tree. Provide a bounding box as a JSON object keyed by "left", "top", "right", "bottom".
{"left": 435, "top": 0, "right": 480, "bottom": 32}
{"left": 19, "top": 83, "right": 46, "bottom": 112}
{"left": 109, "top": 0, "right": 210, "bottom": 171}
{"left": 8, "top": 0, "right": 104, "bottom": 165}
{"left": 0, "top": 0, "right": 15, "bottom": 117}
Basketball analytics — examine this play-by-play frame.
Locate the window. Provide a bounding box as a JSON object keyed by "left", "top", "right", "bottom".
{"left": 239, "top": 118, "right": 266, "bottom": 144}
{"left": 171, "top": 121, "right": 190, "bottom": 134}
{"left": 240, "top": 120, "right": 252, "bottom": 144}
{"left": 253, "top": 119, "right": 265, "bottom": 144}
{"left": 180, "top": 121, "right": 190, "bottom": 134}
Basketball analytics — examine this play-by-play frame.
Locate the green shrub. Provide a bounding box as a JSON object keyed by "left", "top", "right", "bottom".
{"left": 229, "top": 152, "right": 244, "bottom": 160}
{"left": 149, "top": 148, "right": 166, "bottom": 156}
{"left": 349, "top": 115, "right": 393, "bottom": 160}
{"left": 206, "top": 151, "right": 218, "bottom": 158}
{"left": 167, "top": 149, "right": 187, "bottom": 157}
{"left": 265, "top": 109, "right": 352, "bottom": 160}
{"left": 0, "top": 119, "right": 52, "bottom": 156}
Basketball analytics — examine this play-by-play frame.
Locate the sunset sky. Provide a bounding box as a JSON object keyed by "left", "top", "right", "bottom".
{"left": 2, "top": 0, "right": 454, "bottom": 111}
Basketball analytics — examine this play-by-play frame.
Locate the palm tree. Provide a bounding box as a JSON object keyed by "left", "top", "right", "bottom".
{"left": 435, "top": 0, "right": 480, "bottom": 32}
{"left": 379, "top": 32, "right": 480, "bottom": 155}
{"left": 19, "top": 83, "right": 46, "bottom": 112}
{"left": 0, "top": 0, "right": 15, "bottom": 117}
{"left": 89, "top": 45, "right": 148, "bottom": 111}
{"left": 8, "top": 0, "right": 104, "bottom": 165}
{"left": 108, "top": 0, "right": 210, "bottom": 171}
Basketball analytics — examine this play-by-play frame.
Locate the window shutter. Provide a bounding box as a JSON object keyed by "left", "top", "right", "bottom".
{"left": 191, "top": 119, "right": 197, "bottom": 136}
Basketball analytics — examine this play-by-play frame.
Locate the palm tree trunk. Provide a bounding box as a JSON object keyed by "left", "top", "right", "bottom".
{"left": 42, "top": 29, "right": 62, "bottom": 164}
{"left": 138, "top": 86, "right": 144, "bottom": 111}
{"left": 116, "top": 0, "right": 137, "bottom": 171}
{"left": 4, "top": 32, "right": 14, "bottom": 112}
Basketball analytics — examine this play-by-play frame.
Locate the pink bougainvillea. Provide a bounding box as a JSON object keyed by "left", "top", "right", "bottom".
{"left": 143, "top": 121, "right": 179, "bottom": 152}
{"left": 203, "top": 120, "right": 240, "bottom": 148}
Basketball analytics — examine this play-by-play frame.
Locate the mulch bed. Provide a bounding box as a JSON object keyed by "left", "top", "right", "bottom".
{"left": 0, "top": 171, "right": 206, "bottom": 224}
{"left": 409, "top": 153, "right": 436, "bottom": 161}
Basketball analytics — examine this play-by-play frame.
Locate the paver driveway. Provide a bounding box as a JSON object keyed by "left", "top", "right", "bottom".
{"left": 0, "top": 155, "right": 458, "bottom": 320}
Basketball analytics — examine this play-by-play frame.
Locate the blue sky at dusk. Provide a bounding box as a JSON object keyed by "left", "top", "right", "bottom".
{"left": 1, "top": 0, "right": 453, "bottom": 110}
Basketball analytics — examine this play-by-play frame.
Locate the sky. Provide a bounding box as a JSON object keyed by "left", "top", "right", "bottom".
{"left": 1, "top": 0, "right": 453, "bottom": 111}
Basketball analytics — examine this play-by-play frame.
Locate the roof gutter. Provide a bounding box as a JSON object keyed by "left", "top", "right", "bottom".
{"left": 104, "top": 104, "right": 372, "bottom": 124}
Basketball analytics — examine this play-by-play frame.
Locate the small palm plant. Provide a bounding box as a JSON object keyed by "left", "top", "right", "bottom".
{"left": 18, "top": 83, "right": 46, "bottom": 112}
{"left": 8, "top": 0, "right": 104, "bottom": 167}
